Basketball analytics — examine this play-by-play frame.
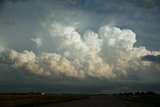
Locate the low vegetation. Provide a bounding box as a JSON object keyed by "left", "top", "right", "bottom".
{"left": 0, "top": 93, "right": 91, "bottom": 107}
{"left": 116, "top": 91, "right": 160, "bottom": 107}
{"left": 0, "top": 91, "right": 160, "bottom": 107}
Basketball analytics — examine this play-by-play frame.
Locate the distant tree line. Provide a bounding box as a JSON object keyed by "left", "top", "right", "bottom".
{"left": 118, "top": 91, "right": 158, "bottom": 96}
{"left": 0, "top": 92, "right": 54, "bottom": 95}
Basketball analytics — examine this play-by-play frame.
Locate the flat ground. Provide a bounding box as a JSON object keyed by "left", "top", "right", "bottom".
{"left": 52, "top": 95, "right": 139, "bottom": 107}
{"left": 0, "top": 94, "right": 160, "bottom": 107}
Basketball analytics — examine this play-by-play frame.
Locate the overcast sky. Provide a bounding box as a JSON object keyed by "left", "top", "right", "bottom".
{"left": 0, "top": 0, "right": 160, "bottom": 93}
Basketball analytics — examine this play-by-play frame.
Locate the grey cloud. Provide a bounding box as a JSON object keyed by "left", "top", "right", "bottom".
{"left": 138, "top": 1, "right": 160, "bottom": 9}
{"left": 1, "top": 0, "right": 160, "bottom": 51}
{"left": 141, "top": 55, "right": 160, "bottom": 63}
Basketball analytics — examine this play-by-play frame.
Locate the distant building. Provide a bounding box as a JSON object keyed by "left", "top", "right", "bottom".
{"left": 41, "top": 92, "right": 45, "bottom": 95}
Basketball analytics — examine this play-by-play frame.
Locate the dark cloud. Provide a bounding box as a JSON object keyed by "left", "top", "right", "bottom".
{"left": 141, "top": 55, "right": 160, "bottom": 63}
{"left": 139, "top": 1, "right": 160, "bottom": 9}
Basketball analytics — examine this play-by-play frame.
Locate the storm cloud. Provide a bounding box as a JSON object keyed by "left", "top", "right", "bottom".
{"left": 0, "top": 0, "right": 160, "bottom": 93}
{"left": 1, "top": 24, "right": 160, "bottom": 80}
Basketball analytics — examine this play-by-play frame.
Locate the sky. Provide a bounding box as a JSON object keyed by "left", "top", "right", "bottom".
{"left": 0, "top": 0, "right": 160, "bottom": 93}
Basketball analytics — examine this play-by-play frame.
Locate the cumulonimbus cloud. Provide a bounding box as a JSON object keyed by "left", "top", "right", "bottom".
{"left": 0, "top": 22, "right": 160, "bottom": 81}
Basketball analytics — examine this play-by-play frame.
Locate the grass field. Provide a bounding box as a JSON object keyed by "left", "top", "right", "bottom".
{"left": 118, "top": 95, "right": 160, "bottom": 107}
{"left": 0, "top": 93, "right": 91, "bottom": 107}
{"left": 1, "top": 93, "right": 160, "bottom": 107}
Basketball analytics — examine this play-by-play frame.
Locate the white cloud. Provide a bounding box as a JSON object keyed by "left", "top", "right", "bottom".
{"left": 0, "top": 23, "right": 160, "bottom": 82}
{"left": 31, "top": 37, "right": 42, "bottom": 48}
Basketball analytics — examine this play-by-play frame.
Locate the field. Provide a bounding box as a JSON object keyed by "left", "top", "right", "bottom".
{"left": 0, "top": 93, "right": 91, "bottom": 107}
{"left": 0, "top": 93, "right": 160, "bottom": 107}
{"left": 118, "top": 95, "right": 160, "bottom": 107}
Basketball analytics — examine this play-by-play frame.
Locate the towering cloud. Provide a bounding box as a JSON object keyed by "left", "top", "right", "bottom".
{"left": 0, "top": 22, "right": 160, "bottom": 82}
